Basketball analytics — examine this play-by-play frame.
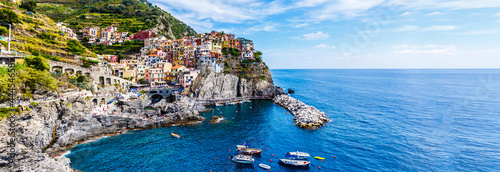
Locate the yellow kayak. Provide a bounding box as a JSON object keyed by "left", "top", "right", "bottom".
{"left": 314, "top": 156, "right": 325, "bottom": 160}
{"left": 171, "top": 133, "right": 181, "bottom": 138}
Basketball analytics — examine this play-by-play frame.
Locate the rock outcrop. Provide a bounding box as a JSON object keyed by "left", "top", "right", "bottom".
{"left": 208, "top": 116, "right": 224, "bottom": 124}
{"left": 288, "top": 88, "right": 295, "bottom": 94}
{"left": 0, "top": 95, "right": 205, "bottom": 171}
{"left": 273, "top": 95, "right": 328, "bottom": 129}
{"left": 190, "top": 72, "right": 279, "bottom": 100}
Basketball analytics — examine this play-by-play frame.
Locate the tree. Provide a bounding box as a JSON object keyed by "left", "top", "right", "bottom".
{"left": 20, "top": 0, "right": 37, "bottom": 12}
{"left": 82, "top": 37, "right": 89, "bottom": 43}
{"left": 0, "top": 9, "right": 20, "bottom": 24}
{"left": 254, "top": 51, "right": 263, "bottom": 63}
{"left": 25, "top": 55, "right": 49, "bottom": 71}
{"left": 138, "top": 78, "right": 148, "bottom": 84}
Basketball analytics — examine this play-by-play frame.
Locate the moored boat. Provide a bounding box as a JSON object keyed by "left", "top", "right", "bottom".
{"left": 171, "top": 133, "right": 180, "bottom": 138}
{"left": 259, "top": 163, "right": 271, "bottom": 169}
{"left": 236, "top": 144, "right": 262, "bottom": 155}
{"left": 231, "top": 154, "right": 254, "bottom": 164}
{"left": 285, "top": 151, "right": 310, "bottom": 159}
{"left": 279, "top": 158, "right": 310, "bottom": 168}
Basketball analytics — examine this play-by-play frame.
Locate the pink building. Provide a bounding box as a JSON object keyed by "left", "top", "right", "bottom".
{"left": 145, "top": 68, "right": 165, "bottom": 87}
{"left": 179, "top": 68, "right": 199, "bottom": 88}
{"left": 132, "top": 30, "right": 152, "bottom": 40}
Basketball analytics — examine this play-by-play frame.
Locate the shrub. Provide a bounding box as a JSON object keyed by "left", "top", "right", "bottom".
{"left": 31, "top": 50, "right": 40, "bottom": 56}
{"left": 67, "top": 39, "right": 85, "bottom": 55}
{"left": 0, "top": 26, "right": 7, "bottom": 35}
{"left": 0, "top": 9, "right": 20, "bottom": 24}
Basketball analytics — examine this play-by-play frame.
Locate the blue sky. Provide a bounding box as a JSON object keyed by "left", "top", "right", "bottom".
{"left": 150, "top": 0, "right": 500, "bottom": 69}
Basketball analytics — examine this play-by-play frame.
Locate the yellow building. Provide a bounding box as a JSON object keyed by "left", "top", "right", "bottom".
{"left": 160, "top": 40, "right": 173, "bottom": 51}
{"left": 212, "top": 40, "right": 222, "bottom": 54}
{"left": 173, "top": 47, "right": 185, "bottom": 66}
{"left": 222, "top": 41, "right": 229, "bottom": 48}
{"left": 123, "top": 69, "right": 137, "bottom": 81}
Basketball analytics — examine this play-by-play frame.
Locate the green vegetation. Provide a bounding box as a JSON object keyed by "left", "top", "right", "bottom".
{"left": 222, "top": 48, "right": 241, "bottom": 56}
{"left": 0, "top": 8, "right": 20, "bottom": 24}
{"left": 0, "top": 56, "right": 57, "bottom": 102}
{"left": 0, "top": 26, "right": 7, "bottom": 35}
{"left": 255, "top": 51, "right": 263, "bottom": 63}
{"left": 81, "top": 57, "right": 99, "bottom": 67}
{"left": 138, "top": 78, "right": 148, "bottom": 84}
{"left": 0, "top": 3, "right": 95, "bottom": 59}
{"left": 67, "top": 39, "right": 85, "bottom": 55}
{"left": 0, "top": 107, "right": 20, "bottom": 120}
{"left": 85, "top": 40, "right": 143, "bottom": 55}
{"left": 20, "top": 1, "right": 37, "bottom": 12}
{"left": 36, "top": 0, "right": 196, "bottom": 39}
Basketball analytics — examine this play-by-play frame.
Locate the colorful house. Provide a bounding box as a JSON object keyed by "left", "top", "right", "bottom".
{"left": 179, "top": 68, "right": 199, "bottom": 88}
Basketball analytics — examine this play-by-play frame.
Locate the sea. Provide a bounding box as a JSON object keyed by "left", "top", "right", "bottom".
{"left": 66, "top": 69, "right": 500, "bottom": 172}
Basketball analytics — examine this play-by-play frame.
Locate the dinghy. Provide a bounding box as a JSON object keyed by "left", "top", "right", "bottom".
{"left": 259, "top": 163, "right": 271, "bottom": 169}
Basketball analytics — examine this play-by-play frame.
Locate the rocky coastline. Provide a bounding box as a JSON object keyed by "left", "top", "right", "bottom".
{"left": 0, "top": 72, "right": 327, "bottom": 171}
{"left": 0, "top": 89, "right": 207, "bottom": 172}
{"left": 273, "top": 94, "right": 329, "bottom": 129}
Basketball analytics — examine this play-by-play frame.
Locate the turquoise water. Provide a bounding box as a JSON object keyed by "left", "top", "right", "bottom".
{"left": 67, "top": 69, "right": 500, "bottom": 171}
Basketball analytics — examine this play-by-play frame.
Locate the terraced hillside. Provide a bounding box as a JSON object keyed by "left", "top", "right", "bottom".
{"left": 0, "top": 2, "right": 94, "bottom": 60}
{"left": 36, "top": 0, "right": 197, "bottom": 40}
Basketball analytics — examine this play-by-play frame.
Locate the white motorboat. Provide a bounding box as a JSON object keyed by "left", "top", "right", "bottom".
{"left": 231, "top": 154, "right": 254, "bottom": 164}
{"left": 279, "top": 158, "right": 310, "bottom": 168}
{"left": 285, "top": 151, "right": 310, "bottom": 159}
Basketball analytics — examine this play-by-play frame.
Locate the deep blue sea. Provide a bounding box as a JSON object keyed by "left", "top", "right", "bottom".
{"left": 67, "top": 69, "right": 500, "bottom": 172}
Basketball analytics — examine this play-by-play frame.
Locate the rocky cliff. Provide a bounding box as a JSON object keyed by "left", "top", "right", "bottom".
{"left": 188, "top": 72, "right": 281, "bottom": 100}
{"left": 188, "top": 59, "right": 285, "bottom": 100}
{"left": 0, "top": 95, "right": 205, "bottom": 171}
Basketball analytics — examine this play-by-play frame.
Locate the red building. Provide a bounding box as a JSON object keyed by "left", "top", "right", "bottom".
{"left": 132, "top": 30, "right": 152, "bottom": 40}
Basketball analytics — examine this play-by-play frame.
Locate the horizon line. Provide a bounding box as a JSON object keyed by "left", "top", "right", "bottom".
{"left": 270, "top": 68, "right": 500, "bottom": 70}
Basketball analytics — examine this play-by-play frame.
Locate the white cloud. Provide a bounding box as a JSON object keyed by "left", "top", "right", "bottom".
{"left": 426, "top": 11, "right": 444, "bottom": 15}
{"left": 497, "top": 19, "right": 500, "bottom": 22}
{"left": 401, "top": 11, "right": 412, "bottom": 16}
{"left": 292, "top": 31, "right": 330, "bottom": 40}
{"left": 495, "top": 12, "right": 500, "bottom": 16}
{"left": 249, "top": 25, "right": 276, "bottom": 32}
{"left": 315, "top": 44, "right": 336, "bottom": 49}
{"left": 394, "top": 25, "right": 418, "bottom": 32}
{"left": 422, "top": 25, "right": 457, "bottom": 31}
{"left": 293, "top": 23, "right": 309, "bottom": 28}
{"left": 455, "top": 28, "right": 500, "bottom": 35}
{"left": 392, "top": 44, "right": 456, "bottom": 54}
{"left": 294, "top": 0, "right": 328, "bottom": 7}
{"left": 294, "top": 0, "right": 500, "bottom": 23}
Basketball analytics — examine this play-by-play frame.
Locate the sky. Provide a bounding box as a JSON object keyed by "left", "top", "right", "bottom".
{"left": 149, "top": 0, "right": 500, "bottom": 69}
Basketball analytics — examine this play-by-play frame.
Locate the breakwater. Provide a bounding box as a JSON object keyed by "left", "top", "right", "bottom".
{"left": 273, "top": 94, "right": 328, "bottom": 129}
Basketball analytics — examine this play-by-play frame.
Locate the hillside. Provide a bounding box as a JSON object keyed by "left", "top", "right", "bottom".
{"left": 35, "top": 0, "right": 197, "bottom": 40}
{"left": 0, "top": 2, "right": 94, "bottom": 59}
